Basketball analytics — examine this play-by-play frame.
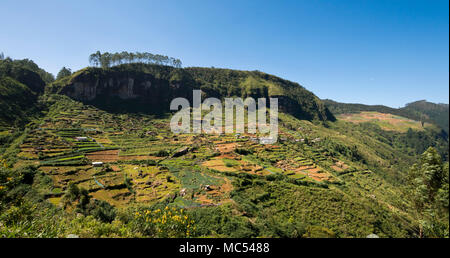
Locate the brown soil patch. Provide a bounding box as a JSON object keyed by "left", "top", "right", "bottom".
{"left": 331, "top": 165, "right": 343, "bottom": 171}
{"left": 197, "top": 194, "right": 214, "bottom": 204}
{"left": 110, "top": 165, "right": 121, "bottom": 172}
{"left": 196, "top": 177, "right": 233, "bottom": 205}
{"left": 86, "top": 150, "right": 120, "bottom": 162}
{"left": 307, "top": 167, "right": 321, "bottom": 173}
{"left": 215, "top": 142, "right": 237, "bottom": 154}
{"left": 118, "top": 155, "right": 161, "bottom": 161}
{"left": 307, "top": 172, "right": 329, "bottom": 181}
{"left": 86, "top": 149, "right": 161, "bottom": 162}
{"left": 297, "top": 165, "right": 315, "bottom": 170}
{"left": 331, "top": 161, "right": 348, "bottom": 172}
{"left": 276, "top": 159, "right": 333, "bottom": 182}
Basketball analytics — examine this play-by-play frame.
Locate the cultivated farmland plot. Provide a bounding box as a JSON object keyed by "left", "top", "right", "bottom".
{"left": 2, "top": 92, "right": 435, "bottom": 238}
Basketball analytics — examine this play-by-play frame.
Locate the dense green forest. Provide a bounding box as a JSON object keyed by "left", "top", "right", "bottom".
{"left": 0, "top": 54, "right": 54, "bottom": 85}
{"left": 0, "top": 56, "right": 48, "bottom": 127}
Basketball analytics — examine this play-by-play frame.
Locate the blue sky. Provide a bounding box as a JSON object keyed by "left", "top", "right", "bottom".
{"left": 1, "top": 0, "right": 448, "bottom": 107}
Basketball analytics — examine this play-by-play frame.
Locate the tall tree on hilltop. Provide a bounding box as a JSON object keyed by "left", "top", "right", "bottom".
{"left": 56, "top": 67, "right": 72, "bottom": 80}
{"left": 89, "top": 51, "right": 101, "bottom": 67}
{"left": 99, "top": 52, "right": 112, "bottom": 68}
{"left": 88, "top": 51, "right": 182, "bottom": 68}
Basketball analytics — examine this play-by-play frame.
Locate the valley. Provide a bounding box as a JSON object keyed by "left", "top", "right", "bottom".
{"left": 0, "top": 59, "right": 448, "bottom": 238}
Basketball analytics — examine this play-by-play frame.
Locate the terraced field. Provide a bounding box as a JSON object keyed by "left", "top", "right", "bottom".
{"left": 3, "top": 94, "right": 433, "bottom": 238}
{"left": 13, "top": 99, "right": 355, "bottom": 209}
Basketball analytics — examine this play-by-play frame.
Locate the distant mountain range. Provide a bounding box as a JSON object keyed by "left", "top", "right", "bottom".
{"left": 323, "top": 99, "right": 449, "bottom": 133}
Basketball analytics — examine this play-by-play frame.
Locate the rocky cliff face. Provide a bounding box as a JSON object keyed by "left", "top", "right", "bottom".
{"left": 68, "top": 78, "right": 141, "bottom": 101}
{"left": 63, "top": 74, "right": 188, "bottom": 101}
{"left": 58, "top": 68, "right": 194, "bottom": 113}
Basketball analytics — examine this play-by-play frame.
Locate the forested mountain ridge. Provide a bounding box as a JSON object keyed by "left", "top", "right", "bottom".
{"left": 0, "top": 57, "right": 49, "bottom": 127}
{"left": 47, "top": 63, "right": 335, "bottom": 121}
{"left": 402, "top": 100, "right": 449, "bottom": 133}
{"left": 0, "top": 76, "right": 39, "bottom": 127}
{"left": 323, "top": 99, "right": 449, "bottom": 133}
{"left": 0, "top": 56, "right": 54, "bottom": 86}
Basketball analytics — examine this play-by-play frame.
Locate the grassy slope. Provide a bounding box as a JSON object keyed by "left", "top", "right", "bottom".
{"left": 337, "top": 111, "right": 431, "bottom": 132}
{"left": 402, "top": 100, "right": 449, "bottom": 133}
{"left": 323, "top": 99, "right": 449, "bottom": 133}
{"left": 1, "top": 64, "right": 447, "bottom": 237}
{"left": 2, "top": 93, "right": 430, "bottom": 237}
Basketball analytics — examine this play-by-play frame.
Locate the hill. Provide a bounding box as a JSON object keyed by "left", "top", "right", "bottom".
{"left": 47, "top": 64, "right": 335, "bottom": 122}
{"left": 0, "top": 57, "right": 54, "bottom": 88}
{"left": 0, "top": 57, "right": 51, "bottom": 127}
{"left": 0, "top": 76, "right": 39, "bottom": 127}
{"left": 337, "top": 111, "right": 432, "bottom": 132}
{"left": 0, "top": 60, "right": 448, "bottom": 238}
{"left": 323, "top": 99, "right": 449, "bottom": 133}
{"left": 402, "top": 100, "right": 449, "bottom": 133}
{"left": 0, "top": 94, "right": 420, "bottom": 237}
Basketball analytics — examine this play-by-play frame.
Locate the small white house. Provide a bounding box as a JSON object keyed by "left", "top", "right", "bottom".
{"left": 75, "top": 137, "right": 88, "bottom": 142}
{"left": 92, "top": 161, "right": 103, "bottom": 167}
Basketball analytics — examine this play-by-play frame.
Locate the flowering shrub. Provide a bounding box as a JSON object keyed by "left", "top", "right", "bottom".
{"left": 131, "top": 206, "right": 195, "bottom": 237}
{"left": 1, "top": 159, "right": 7, "bottom": 168}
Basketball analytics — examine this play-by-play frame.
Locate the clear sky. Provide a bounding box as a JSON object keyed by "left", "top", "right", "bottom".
{"left": 1, "top": 0, "right": 448, "bottom": 107}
